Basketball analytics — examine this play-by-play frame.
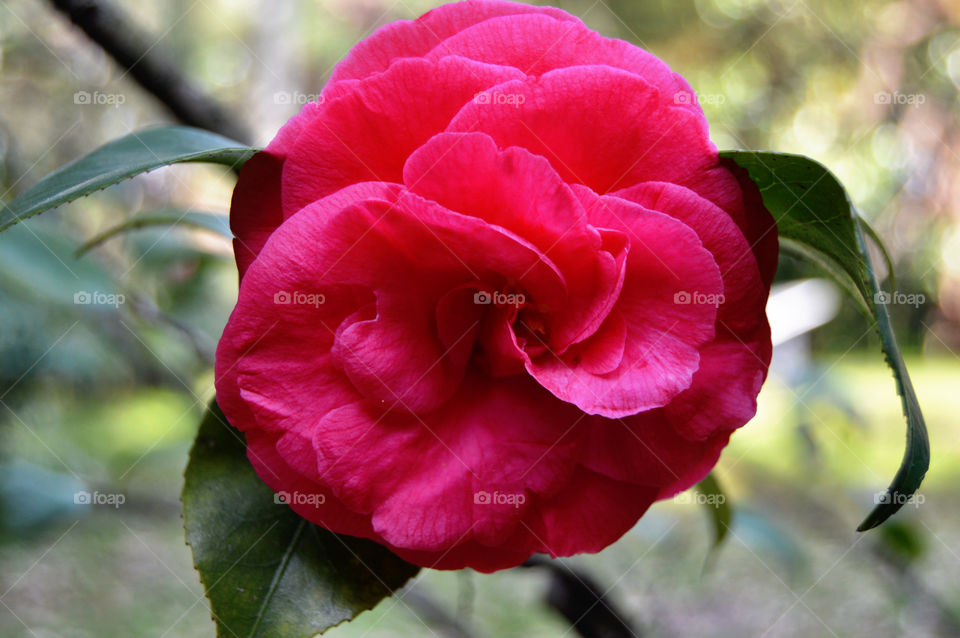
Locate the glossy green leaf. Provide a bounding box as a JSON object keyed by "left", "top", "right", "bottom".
{"left": 76, "top": 210, "right": 230, "bottom": 257}
{"left": 721, "top": 150, "right": 929, "bottom": 532}
{"left": 0, "top": 126, "right": 256, "bottom": 232}
{"left": 182, "top": 401, "right": 419, "bottom": 638}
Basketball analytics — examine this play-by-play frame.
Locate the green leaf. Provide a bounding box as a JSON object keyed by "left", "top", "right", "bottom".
{"left": 182, "top": 401, "right": 419, "bottom": 638}
{"left": 0, "top": 126, "right": 257, "bottom": 232}
{"left": 695, "top": 473, "right": 731, "bottom": 555}
{"left": 720, "top": 150, "right": 929, "bottom": 532}
{"left": 75, "top": 210, "right": 230, "bottom": 257}
{"left": 858, "top": 216, "right": 897, "bottom": 292}
{"left": 778, "top": 236, "right": 871, "bottom": 318}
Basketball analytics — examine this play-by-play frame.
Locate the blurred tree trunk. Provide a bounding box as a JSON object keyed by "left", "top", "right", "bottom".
{"left": 48, "top": 0, "right": 251, "bottom": 143}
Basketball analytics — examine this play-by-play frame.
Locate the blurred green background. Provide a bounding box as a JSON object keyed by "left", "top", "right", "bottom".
{"left": 1, "top": 0, "right": 959, "bottom": 636}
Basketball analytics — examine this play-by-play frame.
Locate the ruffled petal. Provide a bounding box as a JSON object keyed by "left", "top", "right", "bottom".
{"left": 229, "top": 101, "right": 324, "bottom": 279}
{"left": 526, "top": 190, "right": 722, "bottom": 418}
{"left": 403, "top": 132, "right": 626, "bottom": 350}
{"left": 611, "top": 181, "right": 772, "bottom": 440}
{"left": 312, "top": 374, "right": 585, "bottom": 553}
{"left": 282, "top": 56, "right": 524, "bottom": 216}
{"left": 446, "top": 66, "right": 717, "bottom": 194}
{"left": 530, "top": 466, "right": 659, "bottom": 557}
{"left": 326, "top": 0, "right": 579, "bottom": 87}
{"left": 580, "top": 414, "right": 732, "bottom": 493}
{"left": 422, "top": 12, "right": 704, "bottom": 122}
{"left": 246, "top": 429, "right": 374, "bottom": 538}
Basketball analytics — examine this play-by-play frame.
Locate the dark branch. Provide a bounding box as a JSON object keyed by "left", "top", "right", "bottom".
{"left": 524, "top": 556, "right": 642, "bottom": 638}
{"left": 49, "top": 0, "right": 251, "bottom": 144}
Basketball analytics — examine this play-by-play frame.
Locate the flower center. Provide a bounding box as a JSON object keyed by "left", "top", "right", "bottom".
{"left": 464, "top": 280, "right": 558, "bottom": 379}
{"left": 512, "top": 308, "right": 549, "bottom": 358}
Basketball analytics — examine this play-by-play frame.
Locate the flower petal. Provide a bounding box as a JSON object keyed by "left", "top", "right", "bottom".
{"left": 404, "top": 132, "right": 626, "bottom": 350}
{"left": 526, "top": 190, "right": 722, "bottom": 418}
{"left": 282, "top": 56, "right": 523, "bottom": 216}
{"left": 422, "top": 12, "right": 704, "bottom": 121}
{"left": 229, "top": 101, "right": 324, "bottom": 279}
{"left": 446, "top": 65, "right": 717, "bottom": 194}
{"left": 312, "top": 373, "right": 586, "bottom": 552}
{"left": 580, "top": 415, "right": 732, "bottom": 493}
{"left": 326, "top": 0, "right": 579, "bottom": 86}
{"left": 246, "top": 429, "right": 374, "bottom": 538}
{"left": 529, "top": 466, "right": 659, "bottom": 557}
{"left": 612, "top": 181, "right": 772, "bottom": 440}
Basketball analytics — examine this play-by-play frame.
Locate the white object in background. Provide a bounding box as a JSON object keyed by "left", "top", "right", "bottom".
{"left": 766, "top": 278, "right": 842, "bottom": 347}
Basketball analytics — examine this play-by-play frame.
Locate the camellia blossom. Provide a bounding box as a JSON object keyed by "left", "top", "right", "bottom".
{"left": 215, "top": 0, "right": 777, "bottom": 572}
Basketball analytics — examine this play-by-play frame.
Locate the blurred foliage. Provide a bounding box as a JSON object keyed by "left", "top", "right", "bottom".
{"left": 0, "top": 0, "right": 959, "bottom": 637}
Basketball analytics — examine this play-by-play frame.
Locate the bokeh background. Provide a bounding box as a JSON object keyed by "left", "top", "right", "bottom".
{"left": 1, "top": 0, "right": 959, "bottom": 636}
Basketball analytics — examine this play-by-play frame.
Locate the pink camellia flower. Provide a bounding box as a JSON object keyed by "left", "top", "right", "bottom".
{"left": 215, "top": 0, "right": 777, "bottom": 572}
